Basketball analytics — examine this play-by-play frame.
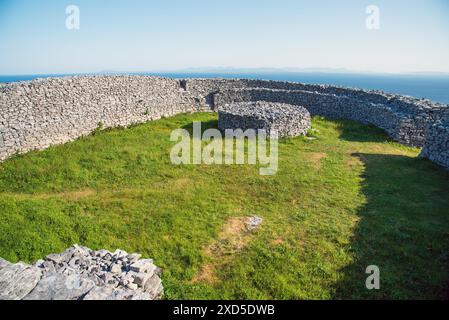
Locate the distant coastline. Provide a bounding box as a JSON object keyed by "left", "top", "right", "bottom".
{"left": 1, "top": 72, "right": 449, "bottom": 104}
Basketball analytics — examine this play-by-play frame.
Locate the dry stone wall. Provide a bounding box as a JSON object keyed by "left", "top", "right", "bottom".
{"left": 0, "top": 76, "right": 201, "bottom": 160}
{"left": 185, "top": 78, "right": 447, "bottom": 113}
{"left": 421, "top": 118, "right": 449, "bottom": 170}
{"left": 187, "top": 78, "right": 449, "bottom": 150}
{"left": 218, "top": 102, "right": 311, "bottom": 138}
{"left": 214, "top": 88, "right": 436, "bottom": 147}
{"left": 0, "top": 75, "right": 448, "bottom": 170}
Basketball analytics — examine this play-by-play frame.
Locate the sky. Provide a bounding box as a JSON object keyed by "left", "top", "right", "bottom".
{"left": 0, "top": 0, "right": 448, "bottom": 75}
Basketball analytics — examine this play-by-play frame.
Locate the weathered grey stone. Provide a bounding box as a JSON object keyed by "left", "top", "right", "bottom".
{"left": 23, "top": 273, "right": 95, "bottom": 300}
{"left": 61, "top": 266, "right": 77, "bottom": 276}
{"left": 0, "top": 258, "right": 11, "bottom": 270}
{"left": 112, "top": 249, "right": 128, "bottom": 259}
{"left": 130, "top": 259, "right": 155, "bottom": 273}
{"left": 71, "top": 244, "right": 92, "bottom": 257}
{"left": 82, "top": 285, "right": 152, "bottom": 300}
{"left": 131, "top": 272, "right": 151, "bottom": 287}
{"left": 112, "top": 290, "right": 152, "bottom": 300}
{"left": 126, "top": 253, "right": 142, "bottom": 263}
{"left": 82, "top": 286, "right": 115, "bottom": 300}
{"left": 144, "top": 274, "right": 164, "bottom": 299}
{"left": 103, "top": 253, "right": 113, "bottom": 261}
{"left": 95, "top": 249, "right": 111, "bottom": 258}
{"left": 126, "top": 283, "right": 138, "bottom": 290}
{"left": 246, "top": 216, "right": 263, "bottom": 231}
{"left": 40, "top": 260, "right": 56, "bottom": 273}
{"left": 83, "top": 285, "right": 153, "bottom": 300}
{"left": 110, "top": 264, "right": 122, "bottom": 274}
{"left": 45, "top": 253, "right": 68, "bottom": 265}
{"left": 32, "top": 259, "right": 45, "bottom": 268}
{"left": 0, "top": 263, "right": 42, "bottom": 300}
{"left": 101, "top": 273, "right": 117, "bottom": 286}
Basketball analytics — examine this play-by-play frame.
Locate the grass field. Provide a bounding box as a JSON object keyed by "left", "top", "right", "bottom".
{"left": 0, "top": 112, "right": 448, "bottom": 299}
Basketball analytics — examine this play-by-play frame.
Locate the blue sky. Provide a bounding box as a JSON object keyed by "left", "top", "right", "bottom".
{"left": 0, "top": 0, "right": 448, "bottom": 75}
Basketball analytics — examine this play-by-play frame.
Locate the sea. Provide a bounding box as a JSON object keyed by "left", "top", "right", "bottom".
{"left": 1, "top": 72, "right": 448, "bottom": 105}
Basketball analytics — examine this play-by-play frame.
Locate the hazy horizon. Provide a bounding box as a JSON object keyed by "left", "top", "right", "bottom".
{"left": 2, "top": 67, "right": 449, "bottom": 77}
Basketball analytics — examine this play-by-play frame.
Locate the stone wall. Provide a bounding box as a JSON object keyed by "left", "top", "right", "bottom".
{"left": 420, "top": 118, "right": 449, "bottom": 170}
{"left": 187, "top": 78, "right": 448, "bottom": 148}
{"left": 185, "top": 78, "right": 448, "bottom": 114}
{"left": 0, "top": 75, "right": 448, "bottom": 170}
{"left": 218, "top": 101, "right": 311, "bottom": 138}
{"left": 0, "top": 76, "right": 201, "bottom": 160}
{"left": 214, "top": 88, "right": 434, "bottom": 147}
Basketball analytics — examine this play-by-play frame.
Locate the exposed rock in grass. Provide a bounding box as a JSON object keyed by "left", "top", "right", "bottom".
{"left": 246, "top": 216, "right": 263, "bottom": 231}
{"left": 0, "top": 245, "right": 163, "bottom": 300}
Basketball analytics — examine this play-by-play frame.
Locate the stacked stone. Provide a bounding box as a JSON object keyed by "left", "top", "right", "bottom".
{"left": 213, "top": 87, "right": 449, "bottom": 148}
{"left": 0, "top": 245, "right": 163, "bottom": 300}
{"left": 185, "top": 77, "right": 449, "bottom": 114}
{"left": 218, "top": 101, "right": 311, "bottom": 138}
{"left": 420, "top": 119, "right": 449, "bottom": 170}
{"left": 1, "top": 75, "right": 449, "bottom": 170}
{"left": 0, "top": 76, "right": 202, "bottom": 161}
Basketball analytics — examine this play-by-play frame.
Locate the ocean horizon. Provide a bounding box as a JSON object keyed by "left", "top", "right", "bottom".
{"left": 1, "top": 72, "right": 449, "bottom": 105}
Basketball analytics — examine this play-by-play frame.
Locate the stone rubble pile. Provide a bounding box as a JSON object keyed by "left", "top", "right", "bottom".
{"left": 0, "top": 245, "right": 163, "bottom": 300}
{"left": 218, "top": 102, "right": 311, "bottom": 138}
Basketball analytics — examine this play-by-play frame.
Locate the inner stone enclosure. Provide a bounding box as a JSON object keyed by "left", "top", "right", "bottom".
{"left": 218, "top": 101, "right": 311, "bottom": 138}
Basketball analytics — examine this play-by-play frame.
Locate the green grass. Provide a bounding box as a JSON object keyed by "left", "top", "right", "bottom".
{"left": 0, "top": 112, "right": 448, "bottom": 300}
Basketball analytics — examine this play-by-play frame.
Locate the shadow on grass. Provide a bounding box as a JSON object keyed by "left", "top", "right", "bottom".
{"left": 181, "top": 117, "right": 390, "bottom": 144}
{"left": 334, "top": 152, "right": 449, "bottom": 299}
{"left": 336, "top": 120, "right": 391, "bottom": 143}
{"left": 181, "top": 120, "right": 219, "bottom": 135}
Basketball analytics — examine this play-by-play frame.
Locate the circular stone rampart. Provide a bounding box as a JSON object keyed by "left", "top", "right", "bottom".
{"left": 218, "top": 101, "right": 311, "bottom": 137}
{"left": 0, "top": 76, "right": 448, "bottom": 171}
